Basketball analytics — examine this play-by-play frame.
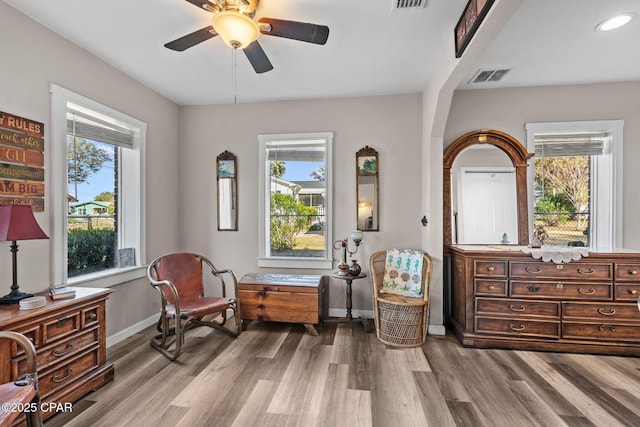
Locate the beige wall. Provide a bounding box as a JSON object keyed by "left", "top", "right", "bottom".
{"left": 445, "top": 82, "right": 640, "bottom": 250}
{"left": 179, "top": 95, "right": 424, "bottom": 313}
{"left": 0, "top": 3, "right": 180, "bottom": 336}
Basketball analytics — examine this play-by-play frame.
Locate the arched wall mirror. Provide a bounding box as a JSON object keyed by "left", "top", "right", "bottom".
{"left": 217, "top": 150, "right": 237, "bottom": 231}
{"left": 443, "top": 129, "right": 533, "bottom": 249}
{"left": 356, "top": 146, "right": 379, "bottom": 231}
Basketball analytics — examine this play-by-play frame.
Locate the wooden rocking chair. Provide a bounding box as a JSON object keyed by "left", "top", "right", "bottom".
{"left": 147, "top": 253, "right": 241, "bottom": 361}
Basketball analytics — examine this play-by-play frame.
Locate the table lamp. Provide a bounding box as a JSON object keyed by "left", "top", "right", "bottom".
{"left": 333, "top": 230, "right": 364, "bottom": 276}
{"left": 0, "top": 205, "right": 49, "bottom": 304}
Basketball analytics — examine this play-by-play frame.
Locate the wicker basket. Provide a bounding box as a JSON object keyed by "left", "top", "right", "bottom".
{"left": 377, "top": 300, "right": 427, "bottom": 347}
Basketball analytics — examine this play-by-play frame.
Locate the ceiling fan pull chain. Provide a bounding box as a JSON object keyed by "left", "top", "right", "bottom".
{"left": 232, "top": 47, "right": 237, "bottom": 104}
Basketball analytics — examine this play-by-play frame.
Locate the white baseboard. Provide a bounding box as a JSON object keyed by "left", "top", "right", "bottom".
{"left": 328, "top": 308, "right": 375, "bottom": 319}
{"left": 106, "top": 314, "right": 157, "bottom": 348}
{"left": 428, "top": 324, "right": 446, "bottom": 336}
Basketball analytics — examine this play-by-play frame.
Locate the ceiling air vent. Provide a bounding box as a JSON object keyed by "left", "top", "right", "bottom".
{"left": 469, "top": 68, "right": 511, "bottom": 84}
{"left": 392, "top": 0, "right": 427, "bottom": 11}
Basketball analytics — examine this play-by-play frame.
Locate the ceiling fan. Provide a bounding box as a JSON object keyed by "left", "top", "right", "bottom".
{"left": 165, "top": 0, "right": 330, "bottom": 73}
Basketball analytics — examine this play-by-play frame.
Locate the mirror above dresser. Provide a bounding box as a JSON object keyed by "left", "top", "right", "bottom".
{"left": 444, "top": 129, "right": 534, "bottom": 250}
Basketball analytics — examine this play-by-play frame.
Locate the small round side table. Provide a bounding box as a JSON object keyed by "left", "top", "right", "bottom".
{"left": 324, "top": 272, "right": 369, "bottom": 332}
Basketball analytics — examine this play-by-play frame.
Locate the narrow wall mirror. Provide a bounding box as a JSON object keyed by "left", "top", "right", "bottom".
{"left": 356, "top": 146, "right": 379, "bottom": 231}
{"left": 217, "top": 150, "right": 237, "bottom": 231}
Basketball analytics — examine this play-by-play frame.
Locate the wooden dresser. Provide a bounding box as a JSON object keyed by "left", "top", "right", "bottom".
{"left": 449, "top": 245, "right": 640, "bottom": 355}
{"left": 0, "top": 287, "right": 114, "bottom": 423}
{"left": 238, "top": 273, "right": 328, "bottom": 336}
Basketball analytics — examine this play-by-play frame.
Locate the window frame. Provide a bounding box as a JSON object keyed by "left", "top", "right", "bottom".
{"left": 257, "top": 132, "right": 333, "bottom": 269}
{"left": 50, "top": 83, "right": 146, "bottom": 288}
{"left": 526, "top": 120, "right": 623, "bottom": 249}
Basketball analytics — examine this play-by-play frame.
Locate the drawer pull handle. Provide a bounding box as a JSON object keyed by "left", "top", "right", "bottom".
{"left": 88, "top": 313, "right": 98, "bottom": 321}
{"left": 578, "top": 268, "right": 595, "bottom": 275}
{"left": 578, "top": 287, "right": 596, "bottom": 295}
{"left": 597, "top": 308, "right": 616, "bottom": 316}
{"left": 509, "top": 323, "right": 525, "bottom": 331}
{"left": 487, "top": 285, "right": 495, "bottom": 291}
{"left": 52, "top": 343, "right": 73, "bottom": 357}
{"left": 597, "top": 324, "right": 616, "bottom": 332}
{"left": 525, "top": 266, "right": 542, "bottom": 273}
{"left": 629, "top": 270, "right": 638, "bottom": 276}
{"left": 274, "top": 287, "right": 280, "bottom": 292}
{"left": 509, "top": 304, "right": 525, "bottom": 312}
{"left": 628, "top": 289, "right": 638, "bottom": 295}
{"left": 487, "top": 266, "right": 495, "bottom": 272}
{"left": 52, "top": 368, "right": 73, "bottom": 383}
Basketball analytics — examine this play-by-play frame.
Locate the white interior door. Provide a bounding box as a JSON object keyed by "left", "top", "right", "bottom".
{"left": 459, "top": 167, "right": 518, "bottom": 244}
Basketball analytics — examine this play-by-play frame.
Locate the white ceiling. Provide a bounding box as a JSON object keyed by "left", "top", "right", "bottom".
{"left": 3, "top": 0, "right": 640, "bottom": 106}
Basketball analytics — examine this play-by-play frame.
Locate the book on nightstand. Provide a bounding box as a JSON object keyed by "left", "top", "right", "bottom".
{"left": 50, "top": 286, "right": 76, "bottom": 300}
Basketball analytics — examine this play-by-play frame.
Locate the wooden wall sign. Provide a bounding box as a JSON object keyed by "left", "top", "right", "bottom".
{"left": 454, "top": 0, "right": 495, "bottom": 58}
{"left": 0, "top": 111, "right": 45, "bottom": 211}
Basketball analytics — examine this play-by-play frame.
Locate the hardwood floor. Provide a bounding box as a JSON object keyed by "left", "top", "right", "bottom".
{"left": 44, "top": 320, "right": 640, "bottom": 426}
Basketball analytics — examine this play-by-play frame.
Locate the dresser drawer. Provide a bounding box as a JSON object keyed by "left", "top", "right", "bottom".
{"left": 511, "top": 281, "right": 612, "bottom": 300}
{"left": 614, "top": 283, "right": 640, "bottom": 301}
{"left": 562, "top": 322, "right": 640, "bottom": 342}
{"left": 43, "top": 310, "right": 82, "bottom": 345}
{"left": 562, "top": 302, "right": 640, "bottom": 322}
{"left": 474, "top": 261, "right": 507, "bottom": 277}
{"left": 476, "top": 316, "right": 560, "bottom": 339}
{"left": 10, "top": 324, "right": 41, "bottom": 357}
{"left": 239, "top": 290, "right": 320, "bottom": 324}
{"left": 476, "top": 298, "right": 560, "bottom": 319}
{"left": 511, "top": 262, "right": 612, "bottom": 280}
{"left": 13, "top": 327, "right": 99, "bottom": 376}
{"left": 474, "top": 280, "right": 508, "bottom": 296}
{"left": 615, "top": 264, "right": 640, "bottom": 281}
{"left": 81, "top": 305, "right": 101, "bottom": 329}
{"left": 38, "top": 346, "right": 100, "bottom": 398}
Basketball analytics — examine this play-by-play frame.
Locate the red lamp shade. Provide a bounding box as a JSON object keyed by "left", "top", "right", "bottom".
{"left": 0, "top": 204, "right": 49, "bottom": 242}
{"left": 0, "top": 204, "right": 48, "bottom": 304}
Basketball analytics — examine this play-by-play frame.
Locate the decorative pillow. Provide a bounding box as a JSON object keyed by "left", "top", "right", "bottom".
{"left": 381, "top": 249, "right": 424, "bottom": 297}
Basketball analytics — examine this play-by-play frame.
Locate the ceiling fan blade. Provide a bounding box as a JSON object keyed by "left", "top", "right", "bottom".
{"left": 165, "top": 26, "right": 217, "bottom": 51}
{"left": 243, "top": 41, "right": 273, "bottom": 74}
{"left": 184, "top": 0, "right": 219, "bottom": 13}
{"left": 258, "top": 18, "right": 329, "bottom": 45}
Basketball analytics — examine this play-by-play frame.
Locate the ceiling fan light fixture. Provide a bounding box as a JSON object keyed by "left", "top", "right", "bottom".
{"left": 595, "top": 13, "right": 636, "bottom": 32}
{"left": 212, "top": 10, "right": 260, "bottom": 49}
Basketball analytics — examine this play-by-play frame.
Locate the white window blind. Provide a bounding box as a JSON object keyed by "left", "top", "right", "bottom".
{"left": 265, "top": 140, "right": 326, "bottom": 162}
{"left": 67, "top": 103, "right": 134, "bottom": 148}
{"left": 534, "top": 132, "right": 607, "bottom": 157}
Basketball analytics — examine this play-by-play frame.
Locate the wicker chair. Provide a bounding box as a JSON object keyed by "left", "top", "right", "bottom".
{"left": 147, "top": 253, "right": 241, "bottom": 361}
{"left": 370, "top": 250, "right": 432, "bottom": 347}
{"left": 0, "top": 331, "right": 43, "bottom": 427}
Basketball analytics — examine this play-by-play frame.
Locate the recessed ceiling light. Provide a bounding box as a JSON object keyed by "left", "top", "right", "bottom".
{"left": 595, "top": 13, "right": 636, "bottom": 32}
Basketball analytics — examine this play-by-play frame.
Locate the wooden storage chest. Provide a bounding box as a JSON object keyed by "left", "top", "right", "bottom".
{"left": 238, "top": 273, "right": 328, "bottom": 335}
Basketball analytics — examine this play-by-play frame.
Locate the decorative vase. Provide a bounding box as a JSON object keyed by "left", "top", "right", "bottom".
{"left": 348, "top": 260, "right": 362, "bottom": 276}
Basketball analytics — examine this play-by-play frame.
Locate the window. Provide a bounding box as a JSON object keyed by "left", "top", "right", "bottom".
{"left": 50, "top": 84, "right": 146, "bottom": 287}
{"left": 526, "top": 120, "right": 623, "bottom": 249}
{"left": 258, "top": 132, "right": 333, "bottom": 269}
